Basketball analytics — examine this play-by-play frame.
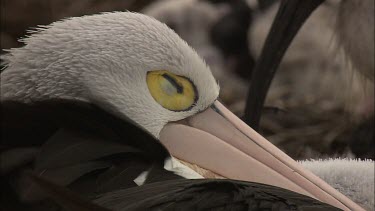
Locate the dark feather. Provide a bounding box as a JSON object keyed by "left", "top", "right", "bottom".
{"left": 96, "top": 163, "right": 147, "bottom": 193}
{"left": 145, "top": 164, "right": 183, "bottom": 184}
{"left": 0, "top": 147, "right": 40, "bottom": 174}
{"left": 34, "top": 128, "right": 140, "bottom": 170}
{"left": 26, "top": 173, "right": 111, "bottom": 211}
{"left": 94, "top": 179, "right": 342, "bottom": 211}
{"left": 1, "top": 99, "right": 182, "bottom": 210}
{"left": 19, "top": 161, "right": 111, "bottom": 202}
{"left": 1, "top": 100, "right": 170, "bottom": 161}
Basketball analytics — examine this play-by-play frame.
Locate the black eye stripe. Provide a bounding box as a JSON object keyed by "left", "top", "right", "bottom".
{"left": 162, "top": 73, "right": 183, "bottom": 94}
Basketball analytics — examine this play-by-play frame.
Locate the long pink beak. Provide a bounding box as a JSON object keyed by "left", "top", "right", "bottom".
{"left": 160, "top": 101, "right": 364, "bottom": 211}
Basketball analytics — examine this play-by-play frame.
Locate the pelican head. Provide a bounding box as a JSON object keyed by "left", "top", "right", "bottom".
{"left": 0, "top": 12, "right": 362, "bottom": 210}
{"left": 1, "top": 12, "right": 219, "bottom": 137}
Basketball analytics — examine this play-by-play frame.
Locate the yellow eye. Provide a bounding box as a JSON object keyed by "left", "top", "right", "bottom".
{"left": 146, "top": 70, "right": 198, "bottom": 111}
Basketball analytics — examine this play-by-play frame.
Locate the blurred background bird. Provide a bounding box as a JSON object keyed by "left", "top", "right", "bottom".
{"left": 246, "top": 0, "right": 374, "bottom": 159}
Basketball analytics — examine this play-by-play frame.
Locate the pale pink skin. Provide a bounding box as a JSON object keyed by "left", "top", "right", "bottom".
{"left": 160, "top": 101, "right": 364, "bottom": 211}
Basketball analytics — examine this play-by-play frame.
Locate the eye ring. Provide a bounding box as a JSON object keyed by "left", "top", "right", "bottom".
{"left": 146, "top": 70, "right": 198, "bottom": 112}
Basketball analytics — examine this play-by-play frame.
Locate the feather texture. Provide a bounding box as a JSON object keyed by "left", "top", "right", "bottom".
{"left": 21, "top": 174, "right": 341, "bottom": 211}
{"left": 95, "top": 179, "right": 341, "bottom": 211}
{"left": 27, "top": 173, "right": 111, "bottom": 211}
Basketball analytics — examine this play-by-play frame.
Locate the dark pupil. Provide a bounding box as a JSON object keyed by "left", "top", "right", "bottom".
{"left": 162, "top": 73, "right": 183, "bottom": 94}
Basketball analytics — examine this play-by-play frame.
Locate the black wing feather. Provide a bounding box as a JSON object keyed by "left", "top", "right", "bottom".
{"left": 94, "top": 179, "right": 341, "bottom": 211}
{"left": 1, "top": 99, "right": 182, "bottom": 210}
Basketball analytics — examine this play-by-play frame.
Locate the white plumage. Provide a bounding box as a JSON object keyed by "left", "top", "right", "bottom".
{"left": 1, "top": 12, "right": 219, "bottom": 138}
{"left": 301, "top": 159, "right": 374, "bottom": 211}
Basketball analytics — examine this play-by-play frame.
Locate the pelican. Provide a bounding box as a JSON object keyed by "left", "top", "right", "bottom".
{"left": 0, "top": 12, "right": 363, "bottom": 210}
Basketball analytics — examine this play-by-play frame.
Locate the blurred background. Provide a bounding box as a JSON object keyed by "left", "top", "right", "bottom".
{"left": 1, "top": 0, "right": 374, "bottom": 160}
